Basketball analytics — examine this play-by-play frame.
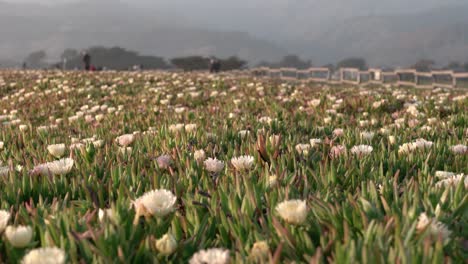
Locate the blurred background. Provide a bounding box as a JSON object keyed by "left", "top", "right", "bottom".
{"left": 1, "top": 0, "right": 467, "bottom": 70}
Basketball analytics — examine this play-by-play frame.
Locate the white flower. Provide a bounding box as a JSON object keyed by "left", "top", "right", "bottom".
{"left": 21, "top": 247, "right": 66, "bottom": 264}
{"left": 416, "top": 213, "right": 431, "bottom": 231}
{"left": 238, "top": 130, "right": 250, "bottom": 138}
{"left": 268, "top": 175, "right": 278, "bottom": 188}
{"left": 70, "top": 143, "right": 85, "bottom": 151}
{"left": 435, "top": 174, "right": 467, "bottom": 189}
{"left": 308, "top": 99, "right": 321, "bottom": 107}
{"left": 351, "top": 145, "right": 373, "bottom": 156}
{"left": 19, "top": 125, "right": 29, "bottom": 132}
{"left": 194, "top": 150, "right": 206, "bottom": 163}
{"left": 359, "top": 120, "right": 369, "bottom": 127}
{"left": 399, "top": 139, "right": 433, "bottom": 154}
{"left": 204, "top": 158, "right": 225, "bottom": 173}
{"left": 398, "top": 143, "right": 414, "bottom": 155}
{"left": 295, "top": 143, "right": 311, "bottom": 155}
{"left": 450, "top": 144, "right": 467, "bottom": 155}
{"left": 157, "top": 155, "right": 172, "bottom": 170}
{"left": 189, "top": 248, "right": 230, "bottom": 264}
{"left": 93, "top": 140, "right": 105, "bottom": 148}
{"left": 330, "top": 145, "right": 346, "bottom": 159}
{"left": 416, "top": 213, "right": 451, "bottom": 243}
{"left": 115, "top": 134, "right": 135, "bottom": 147}
{"left": 275, "top": 199, "right": 308, "bottom": 225}
{"left": 427, "top": 118, "right": 438, "bottom": 125}
{"left": 0, "top": 210, "right": 10, "bottom": 233}
{"left": 95, "top": 114, "right": 104, "bottom": 122}
{"left": 5, "top": 225, "right": 33, "bottom": 248}
{"left": 133, "top": 189, "right": 177, "bottom": 219}
{"left": 309, "top": 138, "right": 322, "bottom": 148}
{"left": 360, "top": 131, "right": 375, "bottom": 140}
{"left": 32, "top": 158, "right": 74, "bottom": 176}
{"left": 185, "top": 124, "right": 197, "bottom": 133}
{"left": 231, "top": 155, "right": 255, "bottom": 171}
{"left": 0, "top": 141, "right": 4, "bottom": 149}
{"left": 259, "top": 116, "right": 273, "bottom": 124}
{"left": 169, "top": 124, "right": 184, "bottom": 133}
{"left": 406, "top": 105, "right": 419, "bottom": 117}
{"left": 372, "top": 101, "right": 383, "bottom": 108}
{"left": 388, "top": 136, "right": 396, "bottom": 145}
{"left": 333, "top": 128, "right": 344, "bottom": 137}
{"left": 413, "top": 138, "right": 433, "bottom": 149}
{"left": 435, "top": 171, "right": 455, "bottom": 179}
{"left": 47, "top": 144, "right": 66, "bottom": 158}
{"left": 249, "top": 241, "right": 269, "bottom": 262}
{"left": 155, "top": 233, "right": 177, "bottom": 255}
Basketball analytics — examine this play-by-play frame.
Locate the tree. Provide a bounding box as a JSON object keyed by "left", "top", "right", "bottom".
{"left": 219, "top": 56, "right": 247, "bottom": 71}
{"left": 170, "top": 56, "right": 246, "bottom": 71}
{"left": 60, "top": 49, "right": 79, "bottom": 61}
{"left": 57, "top": 46, "right": 170, "bottom": 70}
{"left": 25, "top": 50, "right": 47, "bottom": 68}
{"left": 336, "top": 57, "right": 367, "bottom": 70}
{"left": 170, "top": 56, "right": 210, "bottom": 71}
{"left": 277, "top": 55, "right": 311, "bottom": 69}
{"left": 411, "top": 59, "right": 435, "bottom": 72}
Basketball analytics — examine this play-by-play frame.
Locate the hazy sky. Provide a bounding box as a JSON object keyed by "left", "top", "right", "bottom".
{"left": 3, "top": 0, "right": 465, "bottom": 11}
{"left": 2, "top": 0, "right": 467, "bottom": 66}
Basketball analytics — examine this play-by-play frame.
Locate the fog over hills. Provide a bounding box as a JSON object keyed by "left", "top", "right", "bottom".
{"left": 1, "top": 0, "right": 468, "bottom": 67}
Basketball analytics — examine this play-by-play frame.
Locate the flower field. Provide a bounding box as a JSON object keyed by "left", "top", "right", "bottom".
{"left": 0, "top": 70, "right": 467, "bottom": 263}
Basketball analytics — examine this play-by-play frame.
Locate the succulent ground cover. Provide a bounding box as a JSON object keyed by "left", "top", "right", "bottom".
{"left": 0, "top": 70, "right": 467, "bottom": 263}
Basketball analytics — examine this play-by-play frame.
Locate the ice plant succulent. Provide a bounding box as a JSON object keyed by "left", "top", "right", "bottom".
{"left": 4, "top": 225, "right": 33, "bottom": 248}
{"left": 115, "top": 134, "right": 135, "bottom": 147}
{"left": 295, "top": 143, "right": 311, "bottom": 155}
{"left": 275, "top": 199, "right": 308, "bottom": 225}
{"left": 231, "top": 155, "right": 255, "bottom": 171}
{"left": 194, "top": 149, "right": 206, "bottom": 163}
{"left": 21, "top": 247, "right": 66, "bottom": 264}
{"left": 156, "top": 155, "right": 172, "bottom": 170}
{"left": 31, "top": 158, "right": 74, "bottom": 176}
{"left": 155, "top": 233, "right": 178, "bottom": 255}
{"left": 330, "top": 145, "right": 346, "bottom": 159}
{"left": 47, "top": 144, "right": 66, "bottom": 158}
{"left": 351, "top": 145, "right": 373, "bottom": 157}
{"left": 435, "top": 174, "right": 467, "bottom": 189}
{"left": 249, "top": 241, "right": 270, "bottom": 262}
{"left": 204, "top": 158, "right": 225, "bottom": 173}
{"left": 189, "top": 248, "right": 230, "bottom": 264}
{"left": 133, "top": 189, "right": 177, "bottom": 224}
{"left": 0, "top": 209, "right": 10, "bottom": 233}
{"left": 416, "top": 213, "right": 451, "bottom": 243}
{"left": 450, "top": 144, "right": 467, "bottom": 155}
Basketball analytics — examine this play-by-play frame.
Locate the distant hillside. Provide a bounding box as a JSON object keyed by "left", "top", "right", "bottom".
{"left": 0, "top": 0, "right": 286, "bottom": 64}
{"left": 306, "top": 5, "right": 468, "bottom": 66}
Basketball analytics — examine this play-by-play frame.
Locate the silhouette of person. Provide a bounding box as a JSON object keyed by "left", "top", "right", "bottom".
{"left": 83, "top": 52, "right": 91, "bottom": 71}
{"left": 209, "top": 58, "right": 221, "bottom": 73}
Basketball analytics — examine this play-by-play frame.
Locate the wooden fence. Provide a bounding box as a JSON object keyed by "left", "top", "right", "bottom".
{"left": 248, "top": 67, "right": 468, "bottom": 89}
